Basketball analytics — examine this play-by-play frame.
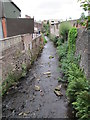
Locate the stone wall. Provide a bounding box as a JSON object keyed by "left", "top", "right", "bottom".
{"left": 76, "top": 28, "right": 90, "bottom": 79}
{"left": 0, "top": 33, "right": 43, "bottom": 82}
{"left": 88, "top": 30, "right": 90, "bottom": 78}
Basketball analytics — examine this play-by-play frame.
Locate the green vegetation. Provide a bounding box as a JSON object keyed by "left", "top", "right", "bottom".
{"left": 42, "top": 20, "right": 50, "bottom": 36}
{"left": 21, "top": 63, "right": 27, "bottom": 77}
{"left": 57, "top": 41, "right": 68, "bottom": 60}
{"left": 68, "top": 27, "right": 77, "bottom": 53}
{"left": 78, "top": 0, "right": 90, "bottom": 11}
{"left": 73, "top": 90, "right": 90, "bottom": 120}
{"left": 49, "top": 34, "right": 64, "bottom": 47}
{"left": 2, "top": 72, "right": 20, "bottom": 95}
{"left": 42, "top": 34, "right": 47, "bottom": 44}
{"left": 77, "top": 12, "right": 87, "bottom": 27}
{"left": 1, "top": 63, "right": 27, "bottom": 95}
{"left": 59, "top": 22, "right": 72, "bottom": 41}
{"left": 52, "top": 26, "right": 90, "bottom": 119}
{"left": 78, "top": 0, "right": 90, "bottom": 29}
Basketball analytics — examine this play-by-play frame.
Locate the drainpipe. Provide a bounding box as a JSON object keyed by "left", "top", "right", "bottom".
{"left": 2, "top": 17, "right": 7, "bottom": 38}
{"left": 1, "top": 1, "right": 7, "bottom": 38}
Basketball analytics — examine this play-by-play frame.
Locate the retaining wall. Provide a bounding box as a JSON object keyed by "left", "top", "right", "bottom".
{"left": 0, "top": 33, "right": 43, "bottom": 82}
{"left": 76, "top": 28, "right": 90, "bottom": 79}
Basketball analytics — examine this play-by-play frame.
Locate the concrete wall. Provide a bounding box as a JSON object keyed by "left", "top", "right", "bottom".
{"left": 50, "top": 24, "right": 60, "bottom": 37}
{"left": 0, "top": 1, "right": 2, "bottom": 18}
{"left": 0, "top": 33, "right": 43, "bottom": 82}
{"left": 76, "top": 28, "right": 89, "bottom": 78}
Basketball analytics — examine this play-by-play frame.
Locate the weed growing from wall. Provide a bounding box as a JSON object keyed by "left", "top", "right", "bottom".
{"left": 21, "top": 63, "right": 27, "bottom": 77}
{"left": 2, "top": 72, "right": 19, "bottom": 95}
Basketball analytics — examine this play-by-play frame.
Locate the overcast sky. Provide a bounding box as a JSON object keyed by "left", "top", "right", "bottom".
{"left": 12, "top": 0, "right": 87, "bottom": 21}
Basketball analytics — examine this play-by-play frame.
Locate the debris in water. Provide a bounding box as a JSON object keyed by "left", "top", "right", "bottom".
{"left": 40, "top": 90, "right": 44, "bottom": 96}
{"left": 19, "top": 112, "right": 23, "bottom": 116}
{"left": 55, "top": 85, "right": 62, "bottom": 91}
{"left": 49, "top": 55, "right": 54, "bottom": 59}
{"left": 43, "top": 72, "right": 51, "bottom": 75}
{"left": 35, "top": 85, "right": 40, "bottom": 91}
{"left": 54, "top": 90, "right": 63, "bottom": 97}
{"left": 23, "top": 113, "right": 27, "bottom": 116}
{"left": 36, "top": 78, "right": 40, "bottom": 81}
{"left": 19, "top": 111, "right": 30, "bottom": 116}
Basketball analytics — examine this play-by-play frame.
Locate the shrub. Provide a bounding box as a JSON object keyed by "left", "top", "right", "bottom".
{"left": 73, "top": 90, "right": 90, "bottom": 120}
{"left": 42, "top": 34, "right": 47, "bottom": 44}
{"left": 60, "top": 53, "right": 80, "bottom": 79}
{"left": 49, "top": 34, "right": 56, "bottom": 41}
{"left": 53, "top": 36, "right": 58, "bottom": 46}
{"left": 66, "top": 76, "right": 88, "bottom": 102}
{"left": 57, "top": 41, "right": 68, "bottom": 60}
{"left": 56, "top": 37, "right": 64, "bottom": 46}
{"left": 68, "top": 27, "right": 77, "bottom": 54}
{"left": 67, "top": 62, "right": 84, "bottom": 82}
{"left": 59, "top": 22, "right": 72, "bottom": 41}
{"left": 42, "top": 22, "right": 50, "bottom": 36}
{"left": 21, "top": 63, "right": 27, "bottom": 77}
{"left": 2, "top": 72, "right": 19, "bottom": 95}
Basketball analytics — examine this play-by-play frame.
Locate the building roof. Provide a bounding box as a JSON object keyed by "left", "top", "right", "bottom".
{"left": 0, "top": 0, "right": 21, "bottom": 18}
{"left": 11, "top": 1, "right": 21, "bottom": 12}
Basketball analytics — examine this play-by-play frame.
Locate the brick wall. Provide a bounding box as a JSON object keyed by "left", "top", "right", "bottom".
{"left": 0, "top": 33, "right": 43, "bottom": 82}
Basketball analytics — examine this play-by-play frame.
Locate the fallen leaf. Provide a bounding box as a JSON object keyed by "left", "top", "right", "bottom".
{"left": 43, "top": 72, "right": 51, "bottom": 75}
{"left": 35, "top": 85, "right": 40, "bottom": 91}
{"left": 54, "top": 90, "right": 63, "bottom": 97}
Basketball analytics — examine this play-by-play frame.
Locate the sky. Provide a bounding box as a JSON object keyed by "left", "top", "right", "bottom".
{"left": 12, "top": 0, "right": 87, "bottom": 21}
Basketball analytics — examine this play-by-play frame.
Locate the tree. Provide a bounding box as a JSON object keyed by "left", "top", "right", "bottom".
{"left": 80, "top": 12, "right": 86, "bottom": 19}
{"left": 78, "top": 12, "right": 86, "bottom": 26}
{"left": 78, "top": 0, "right": 90, "bottom": 11}
{"left": 42, "top": 21, "right": 50, "bottom": 36}
{"left": 78, "top": 0, "right": 90, "bottom": 29}
{"left": 59, "top": 22, "right": 72, "bottom": 42}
